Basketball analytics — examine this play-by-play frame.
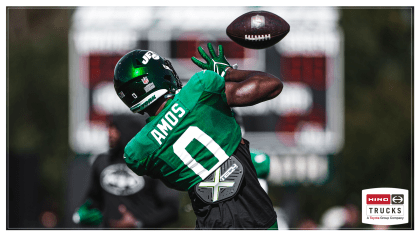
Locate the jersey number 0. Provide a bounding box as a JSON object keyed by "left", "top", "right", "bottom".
{"left": 173, "top": 126, "right": 230, "bottom": 180}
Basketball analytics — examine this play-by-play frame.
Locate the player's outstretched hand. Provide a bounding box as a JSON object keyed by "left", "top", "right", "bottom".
{"left": 191, "top": 43, "right": 232, "bottom": 77}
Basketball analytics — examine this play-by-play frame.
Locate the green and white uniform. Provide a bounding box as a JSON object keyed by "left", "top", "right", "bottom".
{"left": 124, "top": 70, "right": 242, "bottom": 191}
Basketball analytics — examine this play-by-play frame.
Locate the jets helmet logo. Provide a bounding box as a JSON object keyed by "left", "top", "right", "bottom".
{"left": 142, "top": 51, "right": 160, "bottom": 64}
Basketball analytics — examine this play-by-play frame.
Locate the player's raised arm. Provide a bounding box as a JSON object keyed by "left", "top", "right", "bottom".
{"left": 191, "top": 43, "right": 283, "bottom": 107}
{"left": 224, "top": 68, "right": 282, "bottom": 107}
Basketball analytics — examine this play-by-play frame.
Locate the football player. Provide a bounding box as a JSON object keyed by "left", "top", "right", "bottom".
{"left": 113, "top": 43, "right": 283, "bottom": 229}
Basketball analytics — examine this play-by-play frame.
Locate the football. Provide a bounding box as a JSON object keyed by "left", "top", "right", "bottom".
{"left": 226, "top": 10, "right": 290, "bottom": 49}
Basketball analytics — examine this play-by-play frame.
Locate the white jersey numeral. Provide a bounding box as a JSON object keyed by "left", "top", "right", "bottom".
{"left": 173, "top": 126, "right": 229, "bottom": 180}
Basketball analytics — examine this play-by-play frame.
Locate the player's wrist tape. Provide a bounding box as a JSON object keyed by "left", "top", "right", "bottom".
{"left": 221, "top": 67, "right": 232, "bottom": 77}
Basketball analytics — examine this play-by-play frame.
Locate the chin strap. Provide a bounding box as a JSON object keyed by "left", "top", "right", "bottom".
{"left": 221, "top": 64, "right": 238, "bottom": 77}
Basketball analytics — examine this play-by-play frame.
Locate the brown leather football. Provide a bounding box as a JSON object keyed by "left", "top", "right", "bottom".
{"left": 226, "top": 10, "right": 290, "bottom": 49}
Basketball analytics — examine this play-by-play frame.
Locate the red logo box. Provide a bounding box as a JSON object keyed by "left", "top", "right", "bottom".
{"left": 366, "top": 194, "right": 391, "bottom": 204}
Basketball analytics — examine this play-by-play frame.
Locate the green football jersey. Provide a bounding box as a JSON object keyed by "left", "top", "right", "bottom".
{"left": 124, "top": 70, "right": 242, "bottom": 191}
{"left": 250, "top": 148, "right": 271, "bottom": 179}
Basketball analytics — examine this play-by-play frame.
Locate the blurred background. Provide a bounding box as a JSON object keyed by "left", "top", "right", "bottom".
{"left": 7, "top": 6, "right": 413, "bottom": 229}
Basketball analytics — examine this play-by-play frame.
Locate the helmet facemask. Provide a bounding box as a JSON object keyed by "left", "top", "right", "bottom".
{"left": 163, "top": 58, "right": 183, "bottom": 90}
